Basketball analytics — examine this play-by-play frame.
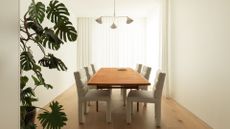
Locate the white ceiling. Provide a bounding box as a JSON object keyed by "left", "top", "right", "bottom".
{"left": 70, "top": 0, "right": 160, "bottom": 17}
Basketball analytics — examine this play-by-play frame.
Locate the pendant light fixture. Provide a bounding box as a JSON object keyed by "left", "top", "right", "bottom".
{"left": 95, "top": 0, "right": 134, "bottom": 29}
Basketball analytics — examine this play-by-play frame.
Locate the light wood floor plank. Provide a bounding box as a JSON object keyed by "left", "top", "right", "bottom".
{"left": 36, "top": 85, "right": 212, "bottom": 129}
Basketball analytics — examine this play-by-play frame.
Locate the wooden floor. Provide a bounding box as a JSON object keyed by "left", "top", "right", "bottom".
{"left": 36, "top": 85, "right": 212, "bottom": 129}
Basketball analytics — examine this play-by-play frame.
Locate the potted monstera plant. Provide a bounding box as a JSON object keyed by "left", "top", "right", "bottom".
{"left": 20, "top": 0, "right": 77, "bottom": 128}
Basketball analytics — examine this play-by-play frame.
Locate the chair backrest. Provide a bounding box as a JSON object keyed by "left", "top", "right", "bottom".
{"left": 74, "top": 69, "right": 88, "bottom": 98}
{"left": 154, "top": 69, "right": 161, "bottom": 83}
{"left": 84, "top": 65, "right": 95, "bottom": 81}
{"left": 90, "top": 64, "right": 96, "bottom": 74}
{"left": 141, "top": 66, "right": 151, "bottom": 80}
{"left": 153, "top": 72, "right": 166, "bottom": 99}
{"left": 135, "top": 64, "right": 142, "bottom": 73}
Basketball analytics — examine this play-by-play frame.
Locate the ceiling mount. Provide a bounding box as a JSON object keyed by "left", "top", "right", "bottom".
{"left": 95, "top": 0, "right": 134, "bottom": 29}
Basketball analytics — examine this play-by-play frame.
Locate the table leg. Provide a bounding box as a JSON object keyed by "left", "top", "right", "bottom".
{"left": 123, "top": 88, "right": 126, "bottom": 106}
{"left": 96, "top": 101, "right": 98, "bottom": 112}
{"left": 96, "top": 86, "right": 99, "bottom": 112}
{"left": 137, "top": 87, "right": 139, "bottom": 112}
{"left": 137, "top": 102, "right": 139, "bottom": 112}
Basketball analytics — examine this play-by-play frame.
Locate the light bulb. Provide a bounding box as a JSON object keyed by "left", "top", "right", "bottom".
{"left": 95, "top": 17, "right": 102, "bottom": 24}
{"left": 110, "top": 22, "right": 117, "bottom": 29}
{"left": 126, "top": 17, "right": 133, "bottom": 24}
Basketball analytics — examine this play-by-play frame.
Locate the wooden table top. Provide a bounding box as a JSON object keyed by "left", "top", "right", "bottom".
{"left": 87, "top": 68, "right": 150, "bottom": 87}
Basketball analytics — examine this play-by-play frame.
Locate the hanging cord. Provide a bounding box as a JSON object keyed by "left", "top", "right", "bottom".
{"left": 113, "top": 0, "right": 116, "bottom": 22}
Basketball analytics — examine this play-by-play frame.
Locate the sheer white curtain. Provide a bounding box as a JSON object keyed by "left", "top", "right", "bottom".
{"left": 77, "top": 14, "right": 161, "bottom": 84}
{"left": 77, "top": 17, "right": 147, "bottom": 68}
{"left": 146, "top": 8, "right": 161, "bottom": 82}
{"left": 91, "top": 17, "right": 147, "bottom": 68}
{"left": 159, "top": 0, "right": 170, "bottom": 97}
{"left": 77, "top": 18, "right": 93, "bottom": 70}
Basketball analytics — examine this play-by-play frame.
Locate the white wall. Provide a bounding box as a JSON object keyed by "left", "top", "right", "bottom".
{"left": 0, "top": 0, "right": 19, "bottom": 128}
{"left": 20, "top": 0, "right": 77, "bottom": 107}
{"left": 169, "top": 0, "right": 230, "bottom": 129}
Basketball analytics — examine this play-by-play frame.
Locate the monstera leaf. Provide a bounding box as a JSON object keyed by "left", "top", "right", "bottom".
{"left": 31, "top": 75, "right": 40, "bottom": 86}
{"left": 38, "top": 28, "right": 63, "bottom": 50}
{"left": 46, "top": 0, "right": 69, "bottom": 24}
{"left": 20, "top": 51, "right": 36, "bottom": 71}
{"left": 38, "top": 101, "right": 67, "bottom": 129}
{"left": 32, "top": 75, "right": 53, "bottom": 89}
{"left": 28, "top": 0, "right": 45, "bottom": 23}
{"left": 21, "top": 87, "right": 35, "bottom": 98}
{"left": 21, "top": 88, "right": 38, "bottom": 106}
{"left": 54, "top": 20, "right": 77, "bottom": 42}
{"left": 20, "top": 76, "right": 38, "bottom": 106}
{"left": 21, "top": 76, "right": 29, "bottom": 89}
{"left": 26, "top": 18, "right": 44, "bottom": 35}
{"left": 38, "top": 54, "right": 67, "bottom": 71}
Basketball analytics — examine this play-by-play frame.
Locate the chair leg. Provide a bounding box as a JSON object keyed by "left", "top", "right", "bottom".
{"left": 137, "top": 102, "right": 139, "bottom": 112}
{"left": 144, "top": 88, "right": 147, "bottom": 107}
{"left": 155, "top": 102, "right": 161, "bottom": 127}
{"left": 123, "top": 89, "right": 127, "bottom": 106}
{"left": 78, "top": 101, "right": 85, "bottom": 124}
{"left": 109, "top": 88, "right": 112, "bottom": 93}
{"left": 126, "top": 100, "right": 132, "bottom": 123}
{"left": 131, "top": 101, "right": 133, "bottom": 114}
{"left": 106, "top": 100, "right": 111, "bottom": 123}
{"left": 84, "top": 102, "right": 88, "bottom": 114}
{"left": 96, "top": 101, "right": 98, "bottom": 112}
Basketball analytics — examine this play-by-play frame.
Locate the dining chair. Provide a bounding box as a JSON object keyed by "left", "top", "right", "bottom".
{"left": 90, "top": 64, "right": 96, "bottom": 74}
{"left": 84, "top": 64, "right": 97, "bottom": 79}
{"left": 136, "top": 64, "right": 143, "bottom": 73}
{"left": 74, "top": 69, "right": 112, "bottom": 123}
{"left": 85, "top": 65, "right": 112, "bottom": 111}
{"left": 84, "top": 66, "right": 96, "bottom": 107}
{"left": 126, "top": 72, "right": 166, "bottom": 127}
{"left": 139, "top": 65, "right": 151, "bottom": 90}
{"left": 84, "top": 66, "right": 94, "bottom": 82}
{"left": 121, "top": 64, "right": 143, "bottom": 105}
{"left": 122, "top": 64, "right": 147, "bottom": 106}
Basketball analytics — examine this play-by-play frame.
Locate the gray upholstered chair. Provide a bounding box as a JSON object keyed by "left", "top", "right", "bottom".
{"left": 84, "top": 65, "right": 110, "bottom": 110}
{"left": 84, "top": 65, "right": 98, "bottom": 106}
{"left": 136, "top": 64, "right": 143, "bottom": 73}
{"left": 139, "top": 65, "right": 151, "bottom": 90}
{"left": 122, "top": 64, "right": 143, "bottom": 105}
{"left": 74, "top": 69, "right": 111, "bottom": 123}
{"left": 90, "top": 64, "right": 96, "bottom": 74}
{"left": 84, "top": 65, "right": 95, "bottom": 81}
{"left": 126, "top": 72, "right": 166, "bottom": 127}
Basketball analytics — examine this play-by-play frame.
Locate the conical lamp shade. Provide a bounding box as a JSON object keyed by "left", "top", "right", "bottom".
{"left": 110, "top": 22, "right": 117, "bottom": 29}
{"left": 95, "top": 17, "right": 102, "bottom": 24}
{"left": 126, "top": 17, "right": 133, "bottom": 24}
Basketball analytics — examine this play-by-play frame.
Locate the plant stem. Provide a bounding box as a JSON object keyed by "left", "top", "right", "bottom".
{"left": 20, "top": 38, "right": 27, "bottom": 51}
{"left": 31, "top": 37, "right": 46, "bottom": 56}
{"left": 23, "top": 12, "right": 30, "bottom": 38}
{"left": 33, "top": 106, "right": 49, "bottom": 112}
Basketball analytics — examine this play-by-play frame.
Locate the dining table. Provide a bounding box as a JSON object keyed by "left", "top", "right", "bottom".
{"left": 87, "top": 67, "right": 151, "bottom": 112}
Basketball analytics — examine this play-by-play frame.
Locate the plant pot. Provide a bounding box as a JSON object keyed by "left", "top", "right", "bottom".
{"left": 24, "top": 106, "right": 36, "bottom": 125}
